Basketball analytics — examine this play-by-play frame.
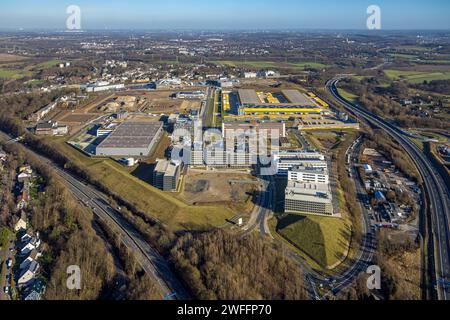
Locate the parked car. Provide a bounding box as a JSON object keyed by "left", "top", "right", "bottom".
{"left": 3, "top": 286, "right": 9, "bottom": 294}
{"left": 6, "top": 259, "right": 12, "bottom": 269}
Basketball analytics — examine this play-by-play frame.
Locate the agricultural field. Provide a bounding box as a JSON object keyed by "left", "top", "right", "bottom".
{"left": 384, "top": 69, "right": 450, "bottom": 83}
{"left": 0, "top": 58, "right": 63, "bottom": 80}
{"left": 211, "top": 60, "right": 328, "bottom": 70}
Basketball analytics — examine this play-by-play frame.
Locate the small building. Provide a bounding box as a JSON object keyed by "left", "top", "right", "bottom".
{"left": 374, "top": 191, "right": 386, "bottom": 203}
{"left": 363, "top": 164, "right": 373, "bottom": 174}
{"left": 153, "top": 159, "right": 182, "bottom": 192}
{"left": 19, "top": 250, "right": 41, "bottom": 271}
{"left": 14, "top": 214, "right": 27, "bottom": 232}
{"left": 35, "top": 121, "right": 69, "bottom": 136}
{"left": 18, "top": 260, "right": 39, "bottom": 286}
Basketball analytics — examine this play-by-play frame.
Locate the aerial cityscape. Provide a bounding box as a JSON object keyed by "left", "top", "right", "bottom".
{"left": 0, "top": 0, "right": 449, "bottom": 310}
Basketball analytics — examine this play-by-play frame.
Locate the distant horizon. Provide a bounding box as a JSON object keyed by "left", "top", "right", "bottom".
{"left": 1, "top": 27, "right": 450, "bottom": 33}
{"left": 1, "top": 0, "right": 449, "bottom": 30}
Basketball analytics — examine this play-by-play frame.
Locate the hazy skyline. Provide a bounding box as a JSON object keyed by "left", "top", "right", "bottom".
{"left": 1, "top": 0, "right": 449, "bottom": 30}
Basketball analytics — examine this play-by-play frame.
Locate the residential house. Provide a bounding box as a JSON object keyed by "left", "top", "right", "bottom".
{"left": 14, "top": 215, "right": 27, "bottom": 232}
{"left": 18, "top": 260, "right": 40, "bottom": 286}
{"left": 19, "top": 249, "right": 42, "bottom": 271}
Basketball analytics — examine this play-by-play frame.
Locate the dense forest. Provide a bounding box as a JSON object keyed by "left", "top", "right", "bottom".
{"left": 170, "top": 230, "right": 308, "bottom": 300}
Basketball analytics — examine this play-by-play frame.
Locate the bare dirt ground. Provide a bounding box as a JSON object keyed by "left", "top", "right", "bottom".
{"left": 176, "top": 171, "right": 259, "bottom": 214}
{"left": 78, "top": 94, "right": 115, "bottom": 113}
{"left": 54, "top": 111, "right": 98, "bottom": 124}
{"left": 0, "top": 53, "right": 28, "bottom": 62}
{"left": 139, "top": 90, "right": 201, "bottom": 113}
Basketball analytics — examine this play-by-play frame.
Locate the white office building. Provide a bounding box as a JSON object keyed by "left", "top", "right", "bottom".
{"left": 284, "top": 181, "right": 333, "bottom": 216}
{"left": 288, "top": 166, "right": 329, "bottom": 184}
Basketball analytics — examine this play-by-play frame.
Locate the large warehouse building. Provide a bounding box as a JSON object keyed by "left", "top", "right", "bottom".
{"left": 96, "top": 121, "right": 163, "bottom": 156}
{"left": 236, "top": 89, "right": 322, "bottom": 116}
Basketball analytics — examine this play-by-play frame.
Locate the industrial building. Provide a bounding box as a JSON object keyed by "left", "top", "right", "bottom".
{"left": 83, "top": 82, "right": 125, "bottom": 92}
{"left": 96, "top": 121, "right": 163, "bottom": 157}
{"left": 235, "top": 89, "right": 322, "bottom": 117}
{"left": 35, "top": 121, "right": 68, "bottom": 136}
{"left": 222, "top": 122, "right": 286, "bottom": 139}
{"left": 285, "top": 181, "right": 334, "bottom": 216}
{"left": 153, "top": 159, "right": 182, "bottom": 192}
{"left": 174, "top": 91, "right": 205, "bottom": 100}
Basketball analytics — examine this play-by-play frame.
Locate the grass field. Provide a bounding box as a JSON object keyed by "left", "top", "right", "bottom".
{"left": 0, "top": 68, "right": 32, "bottom": 79}
{"left": 52, "top": 137, "right": 235, "bottom": 231}
{"left": 33, "top": 59, "right": 62, "bottom": 70}
{"left": 273, "top": 214, "right": 351, "bottom": 269}
{"left": 211, "top": 60, "right": 327, "bottom": 70}
{"left": 0, "top": 59, "right": 62, "bottom": 80}
{"left": 337, "top": 87, "right": 358, "bottom": 103}
{"left": 384, "top": 69, "right": 450, "bottom": 83}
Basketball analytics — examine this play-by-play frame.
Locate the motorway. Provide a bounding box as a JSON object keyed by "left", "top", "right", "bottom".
{"left": 327, "top": 77, "right": 450, "bottom": 300}
{"left": 0, "top": 130, "right": 191, "bottom": 300}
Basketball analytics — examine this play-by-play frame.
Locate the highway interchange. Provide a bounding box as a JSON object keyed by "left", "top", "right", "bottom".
{"left": 327, "top": 77, "right": 450, "bottom": 300}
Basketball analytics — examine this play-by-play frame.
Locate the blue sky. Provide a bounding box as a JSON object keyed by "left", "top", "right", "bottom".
{"left": 0, "top": 0, "right": 449, "bottom": 30}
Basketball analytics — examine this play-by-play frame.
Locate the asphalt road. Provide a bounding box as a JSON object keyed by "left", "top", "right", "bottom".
{"left": 241, "top": 175, "right": 274, "bottom": 239}
{"left": 327, "top": 77, "right": 450, "bottom": 300}
{"left": 0, "top": 130, "right": 191, "bottom": 300}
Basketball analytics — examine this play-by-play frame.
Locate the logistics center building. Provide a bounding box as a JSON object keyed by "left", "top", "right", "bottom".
{"left": 236, "top": 89, "right": 322, "bottom": 116}
{"left": 96, "top": 121, "right": 163, "bottom": 157}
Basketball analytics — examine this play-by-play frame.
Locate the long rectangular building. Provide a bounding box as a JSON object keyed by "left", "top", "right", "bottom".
{"left": 285, "top": 181, "right": 333, "bottom": 216}
{"left": 288, "top": 166, "right": 329, "bottom": 184}
{"left": 96, "top": 121, "right": 163, "bottom": 157}
{"left": 274, "top": 150, "right": 327, "bottom": 175}
{"left": 222, "top": 122, "right": 286, "bottom": 139}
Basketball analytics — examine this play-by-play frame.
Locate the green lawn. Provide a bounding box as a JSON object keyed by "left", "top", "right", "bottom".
{"left": 34, "top": 59, "right": 62, "bottom": 70}
{"left": 0, "top": 68, "right": 31, "bottom": 79}
{"left": 274, "top": 214, "right": 351, "bottom": 269}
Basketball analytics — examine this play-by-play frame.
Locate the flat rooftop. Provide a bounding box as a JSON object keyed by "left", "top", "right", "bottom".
{"left": 285, "top": 181, "right": 332, "bottom": 203}
{"left": 282, "top": 90, "right": 316, "bottom": 105}
{"left": 237, "top": 89, "right": 319, "bottom": 107}
{"left": 238, "top": 89, "right": 262, "bottom": 105}
{"left": 97, "top": 121, "right": 163, "bottom": 149}
{"left": 291, "top": 166, "right": 329, "bottom": 175}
